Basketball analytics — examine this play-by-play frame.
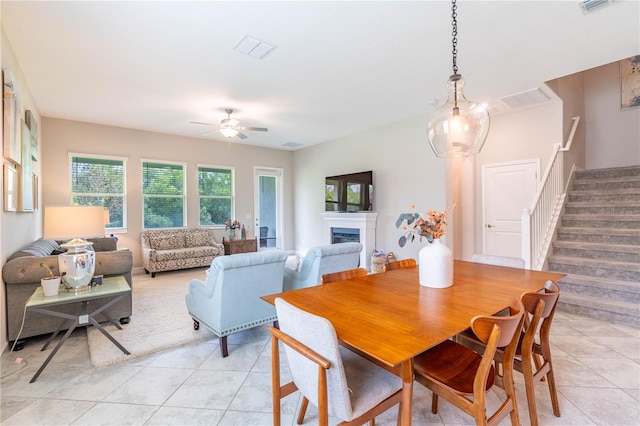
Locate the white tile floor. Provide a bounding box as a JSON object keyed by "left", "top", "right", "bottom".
{"left": 1, "top": 282, "right": 639, "bottom": 425}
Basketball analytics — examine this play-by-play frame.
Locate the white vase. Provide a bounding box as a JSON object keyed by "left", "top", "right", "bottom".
{"left": 41, "top": 277, "right": 61, "bottom": 297}
{"left": 418, "top": 238, "right": 453, "bottom": 288}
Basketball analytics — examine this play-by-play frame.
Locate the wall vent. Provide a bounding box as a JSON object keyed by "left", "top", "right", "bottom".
{"left": 579, "top": 0, "right": 618, "bottom": 15}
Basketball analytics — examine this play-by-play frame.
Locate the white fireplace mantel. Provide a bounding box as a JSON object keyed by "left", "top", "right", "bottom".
{"left": 321, "top": 212, "right": 378, "bottom": 271}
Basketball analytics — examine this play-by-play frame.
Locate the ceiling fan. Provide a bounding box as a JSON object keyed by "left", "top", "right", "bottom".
{"left": 192, "top": 109, "right": 268, "bottom": 140}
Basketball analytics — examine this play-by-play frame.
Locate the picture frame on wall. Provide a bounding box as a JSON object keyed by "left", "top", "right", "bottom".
{"left": 4, "top": 162, "right": 18, "bottom": 211}
{"left": 3, "top": 69, "right": 21, "bottom": 165}
{"left": 620, "top": 55, "right": 640, "bottom": 109}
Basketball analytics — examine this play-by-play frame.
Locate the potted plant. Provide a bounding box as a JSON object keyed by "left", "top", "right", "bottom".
{"left": 40, "top": 262, "right": 61, "bottom": 297}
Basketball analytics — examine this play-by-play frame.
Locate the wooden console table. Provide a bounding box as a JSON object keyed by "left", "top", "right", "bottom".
{"left": 223, "top": 237, "right": 258, "bottom": 255}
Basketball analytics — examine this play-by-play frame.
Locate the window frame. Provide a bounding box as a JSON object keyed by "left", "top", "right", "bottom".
{"left": 197, "top": 164, "right": 235, "bottom": 227}
{"left": 69, "top": 153, "right": 127, "bottom": 232}
{"left": 141, "top": 159, "right": 187, "bottom": 229}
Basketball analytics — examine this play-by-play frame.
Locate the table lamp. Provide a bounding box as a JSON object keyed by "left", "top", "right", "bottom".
{"left": 43, "top": 206, "right": 105, "bottom": 291}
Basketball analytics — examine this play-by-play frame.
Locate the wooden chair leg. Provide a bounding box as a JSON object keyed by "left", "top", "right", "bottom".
{"left": 546, "top": 363, "right": 561, "bottom": 417}
{"left": 272, "top": 335, "right": 282, "bottom": 426}
{"left": 297, "top": 397, "right": 309, "bottom": 425}
{"left": 219, "top": 336, "right": 228, "bottom": 357}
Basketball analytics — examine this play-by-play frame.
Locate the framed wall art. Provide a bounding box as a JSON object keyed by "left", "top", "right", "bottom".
{"left": 620, "top": 55, "right": 640, "bottom": 109}
{"left": 3, "top": 69, "right": 21, "bottom": 164}
{"left": 4, "top": 162, "right": 18, "bottom": 211}
{"left": 19, "top": 119, "right": 34, "bottom": 211}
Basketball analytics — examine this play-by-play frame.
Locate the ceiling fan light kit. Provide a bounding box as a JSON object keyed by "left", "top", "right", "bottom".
{"left": 427, "top": 0, "right": 490, "bottom": 158}
{"left": 196, "top": 108, "right": 268, "bottom": 140}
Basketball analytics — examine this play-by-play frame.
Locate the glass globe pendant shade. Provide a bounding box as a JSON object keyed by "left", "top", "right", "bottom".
{"left": 427, "top": 75, "right": 490, "bottom": 158}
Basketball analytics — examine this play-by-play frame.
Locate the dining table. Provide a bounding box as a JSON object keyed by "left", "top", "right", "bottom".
{"left": 262, "top": 259, "right": 565, "bottom": 425}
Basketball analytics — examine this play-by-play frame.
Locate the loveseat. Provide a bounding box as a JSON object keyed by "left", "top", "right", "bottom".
{"left": 2, "top": 237, "right": 133, "bottom": 343}
{"left": 141, "top": 227, "right": 224, "bottom": 277}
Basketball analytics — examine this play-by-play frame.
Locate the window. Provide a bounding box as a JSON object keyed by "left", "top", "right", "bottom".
{"left": 70, "top": 154, "right": 126, "bottom": 229}
{"left": 142, "top": 160, "right": 186, "bottom": 228}
{"left": 198, "top": 165, "right": 234, "bottom": 226}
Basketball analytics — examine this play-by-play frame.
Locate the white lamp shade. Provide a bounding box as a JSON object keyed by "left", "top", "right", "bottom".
{"left": 43, "top": 206, "right": 106, "bottom": 240}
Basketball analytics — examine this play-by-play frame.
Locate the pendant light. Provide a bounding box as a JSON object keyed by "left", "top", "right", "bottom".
{"left": 427, "top": 0, "right": 490, "bottom": 158}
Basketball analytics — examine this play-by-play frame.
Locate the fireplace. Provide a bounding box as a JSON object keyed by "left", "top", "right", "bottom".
{"left": 321, "top": 212, "right": 378, "bottom": 271}
{"left": 332, "top": 227, "right": 360, "bottom": 244}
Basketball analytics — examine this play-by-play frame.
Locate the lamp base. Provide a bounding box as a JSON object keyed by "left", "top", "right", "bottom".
{"left": 58, "top": 247, "right": 96, "bottom": 290}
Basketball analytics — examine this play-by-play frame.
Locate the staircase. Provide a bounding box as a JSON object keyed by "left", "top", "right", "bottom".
{"left": 547, "top": 165, "right": 640, "bottom": 327}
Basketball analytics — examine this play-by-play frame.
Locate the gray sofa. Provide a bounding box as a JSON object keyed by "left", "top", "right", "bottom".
{"left": 141, "top": 227, "right": 224, "bottom": 277}
{"left": 2, "top": 237, "right": 133, "bottom": 343}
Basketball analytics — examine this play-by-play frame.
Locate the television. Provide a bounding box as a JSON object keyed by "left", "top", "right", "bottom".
{"left": 325, "top": 170, "right": 373, "bottom": 212}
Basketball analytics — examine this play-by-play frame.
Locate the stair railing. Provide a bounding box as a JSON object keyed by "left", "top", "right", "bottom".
{"left": 521, "top": 116, "right": 580, "bottom": 270}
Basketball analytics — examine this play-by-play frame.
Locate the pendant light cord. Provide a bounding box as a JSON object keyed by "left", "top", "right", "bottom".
{"left": 450, "top": 0, "right": 460, "bottom": 114}
{"left": 451, "top": 0, "right": 458, "bottom": 76}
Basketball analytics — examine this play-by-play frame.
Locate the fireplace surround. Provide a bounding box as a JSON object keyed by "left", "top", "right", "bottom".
{"left": 321, "top": 212, "right": 378, "bottom": 270}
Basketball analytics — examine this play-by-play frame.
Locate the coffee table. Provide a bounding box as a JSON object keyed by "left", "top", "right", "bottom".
{"left": 26, "top": 276, "right": 131, "bottom": 382}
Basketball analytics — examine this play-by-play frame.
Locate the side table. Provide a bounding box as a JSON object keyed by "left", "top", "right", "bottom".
{"left": 26, "top": 276, "right": 131, "bottom": 382}
{"left": 223, "top": 237, "right": 258, "bottom": 255}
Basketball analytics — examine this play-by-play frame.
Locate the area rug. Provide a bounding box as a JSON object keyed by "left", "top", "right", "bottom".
{"left": 87, "top": 268, "right": 215, "bottom": 368}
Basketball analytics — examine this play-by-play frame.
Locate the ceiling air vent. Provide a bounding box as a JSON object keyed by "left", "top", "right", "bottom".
{"left": 579, "top": 0, "right": 618, "bottom": 15}
{"left": 500, "top": 88, "right": 550, "bottom": 109}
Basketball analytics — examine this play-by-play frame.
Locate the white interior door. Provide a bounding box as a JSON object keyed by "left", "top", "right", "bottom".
{"left": 482, "top": 160, "right": 538, "bottom": 258}
{"left": 254, "top": 167, "right": 283, "bottom": 250}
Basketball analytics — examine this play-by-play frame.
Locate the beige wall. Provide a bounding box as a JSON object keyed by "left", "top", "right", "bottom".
{"left": 1, "top": 27, "right": 43, "bottom": 350}
{"left": 584, "top": 61, "right": 640, "bottom": 168}
{"left": 292, "top": 113, "right": 448, "bottom": 263}
{"left": 41, "top": 118, "right": 295, "bottom": 271}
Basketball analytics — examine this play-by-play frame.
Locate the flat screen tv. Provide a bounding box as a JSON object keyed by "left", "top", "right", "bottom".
{"left": 325, "top": 170, "right": 373, "bottom": 212}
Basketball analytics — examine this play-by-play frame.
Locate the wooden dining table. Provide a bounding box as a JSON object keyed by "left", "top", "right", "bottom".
{"left": 262, "top": 259, "right": 565, "bottom": 425}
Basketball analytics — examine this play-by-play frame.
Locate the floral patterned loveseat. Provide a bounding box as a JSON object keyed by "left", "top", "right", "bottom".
{"left": 141, "top": 227, "right": 224, "bottom": 277}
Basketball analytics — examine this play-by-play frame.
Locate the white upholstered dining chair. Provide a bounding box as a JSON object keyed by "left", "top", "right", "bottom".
{"left": 270, "top": 297, "right": 403, "bottom": 426}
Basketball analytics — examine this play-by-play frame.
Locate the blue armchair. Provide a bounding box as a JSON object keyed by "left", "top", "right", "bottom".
{"left": 283, "top": 242, "right": 363, "bottom": 291}
{"left": 185, "top": 250, "right": 288, "bottom": 357}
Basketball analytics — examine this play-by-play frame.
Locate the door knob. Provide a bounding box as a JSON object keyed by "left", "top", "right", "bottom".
{"left": 486, "top": 224, "right": 495, "bottom": 228}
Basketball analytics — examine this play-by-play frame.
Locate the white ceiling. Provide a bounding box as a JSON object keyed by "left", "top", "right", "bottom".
{"left": 2, "top": 1, "right": 639, "bottom": 151}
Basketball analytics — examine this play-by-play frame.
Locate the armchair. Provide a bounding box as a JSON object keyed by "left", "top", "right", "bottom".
{"left": 185, "top": 250, "right": 288, "bottom": 357}
{"left": 283, "top": 242, "right": 363, "bottom": 291}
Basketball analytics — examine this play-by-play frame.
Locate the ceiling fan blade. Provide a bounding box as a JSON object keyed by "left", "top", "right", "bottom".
{"left": 190, "top": 121, "right": 214, "bottom": 126}
{"left": 240, "top": 126, "right": 268, "bottom": 132}
{"left": 237, "top": 131, "right": 248, "bottom": 140}
{"left": 201, "top": 129, "right": 220, "bottom": 137}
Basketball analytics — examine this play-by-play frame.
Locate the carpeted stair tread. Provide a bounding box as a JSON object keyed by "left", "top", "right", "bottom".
{"left": 557, "top": 293, "right": 640, "bottom": 327}
{"left": 548, "top": 255, "right": 640, "bottom": 282}
{"left": 574, "top": 165, "right": 640, "bottom": 179}
{"left": 561, "top": 214, "right": 640, "bottom": 229}
{"left": 556, "top": 274, "right": 640, "bottom": 303}
{"left": 552, "top": 241, "right": 640, "bottom": 263}
{"left": 549, "top": 255, "right": 640, "bottom": 270}
{"left": 568, "top": 188, "right": 640, "bottom": 202}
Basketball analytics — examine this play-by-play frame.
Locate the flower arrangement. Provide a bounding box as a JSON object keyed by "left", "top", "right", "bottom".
{"left": 396, "top": 204, "right": 456, "bottom": 247}
{"left": 225, "top": 219, "right": 241, "bottom": 230}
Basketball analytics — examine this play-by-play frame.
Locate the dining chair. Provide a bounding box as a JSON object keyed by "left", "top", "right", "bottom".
{"left": 413, "top": 297, "right": 525, "bottom": 426}
{"left": 321, "top": 267, "right": 368, "bottom": 284}
{"left": 458, "top": 280, "right": 561, "bottom": 426}
{"left": 471, "top": 254, "right": 525, "bottom": 269}
{"left": 270, "top": 298, "right": 403, "bottom": 426}
{"left": 384, "top": 258, "right": 417, "bottom": 271}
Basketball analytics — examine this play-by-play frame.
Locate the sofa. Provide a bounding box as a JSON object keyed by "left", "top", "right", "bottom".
{"left": 283, "top": 242, "right": 363, "bottom": 291}
{"left": 185, "top": 250, "right": 288, "bottom": 357}
{"left": 2, "top": 237, "right": 133, "bottom": 343}
{"left": 141, "top": 227, "right": 224, "bottom": 277}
